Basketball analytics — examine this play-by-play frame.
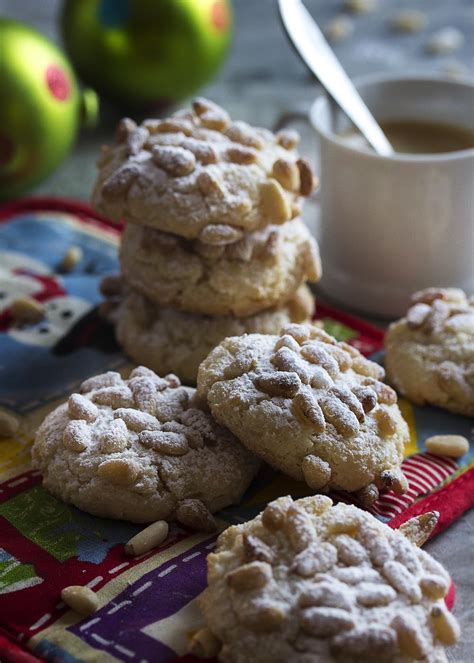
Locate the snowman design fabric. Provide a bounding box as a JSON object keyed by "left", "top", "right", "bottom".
{"left": 0, "top": 210, "right": 121, "bottom": 412}
{"left": 0, "top": 250, "right": 91, "bottom": 347}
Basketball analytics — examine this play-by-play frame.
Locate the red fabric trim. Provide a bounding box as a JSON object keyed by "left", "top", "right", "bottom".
{"left": 0, "top": 196, "right": 122, "bottom": 234}
{"left": 445, "top": 581, "right": 456, "bottom": 612}
{"left": 389, "top": 467, "right": 474, "bottom": 536}
{"left": 0, "top": 633, "right": 42, "bottom": 663}
{"left": 315, "top": 300, "right": 385, "bottom": 342}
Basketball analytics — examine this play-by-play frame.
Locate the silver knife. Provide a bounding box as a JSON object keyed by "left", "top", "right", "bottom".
{"left": 278, "top": 0, "right": 394, "bottom": 156}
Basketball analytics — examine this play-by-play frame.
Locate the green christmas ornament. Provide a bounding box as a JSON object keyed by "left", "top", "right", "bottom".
{"left": 0, "top": 19, "right": 98, "bottom": 200}
{"left": 61, "top": 0, "right": 232, "bottom": 109}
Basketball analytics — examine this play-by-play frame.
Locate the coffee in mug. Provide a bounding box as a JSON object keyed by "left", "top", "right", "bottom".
{"left": 340, "top": 119, "right": 474, "bottom": 155}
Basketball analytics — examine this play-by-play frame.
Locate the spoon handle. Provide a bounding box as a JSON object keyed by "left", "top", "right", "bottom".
{"left": 279, "top": 0, "right": 394, "bottom": 157}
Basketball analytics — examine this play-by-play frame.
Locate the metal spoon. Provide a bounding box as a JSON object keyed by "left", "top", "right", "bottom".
{"left": 278, "top": 0, "right": 394, "bottom": 156}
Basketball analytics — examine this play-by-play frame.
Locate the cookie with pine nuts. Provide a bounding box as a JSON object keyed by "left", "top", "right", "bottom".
{"left": 197, "top": 495, "right": 459, "bottom": 663}
{"left": 385, "top": 288, "right": 474, "bottom": 417}
{"left": 197, "top": 323, "right": 409, "bottom": 502}
{"left": 113, "top": 285, "right": 315, "bottom": 385}
{"left": 119, "top": 218, "right": 321, "bottom": 317}
{"left": 92, "top": 98, "right": 317, "bottom": 239}
{"left": 32, "top": 366, "right": 259, "bottom": 525}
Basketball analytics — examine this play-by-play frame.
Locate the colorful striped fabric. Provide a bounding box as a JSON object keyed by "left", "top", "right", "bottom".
{"left": 0, "top": 199, "right": 472, "bottom": 663}
{"left": 371, "top": 453, "right": 458, "bottom": 520}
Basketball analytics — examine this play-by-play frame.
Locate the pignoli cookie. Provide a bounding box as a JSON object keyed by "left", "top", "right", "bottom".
{"left": 92, "top": 98, "right": 317, "bottom": 239}
{"left": 385, "top": 288, "right": 474, "bottom": 417}
{"left": 198, "top": 495, "right": 459, "bottom": 662}
{"left": 32, "top": 367, "right": 259, "bottom": 525}
{"left": 120, "top": 218, "right": 321, "bottom": 317}
{"left": 197, "top": 323, "right": 409, "bottom": 501}
{"left": 113, "top": 286, "right": 315, "bottom": 385}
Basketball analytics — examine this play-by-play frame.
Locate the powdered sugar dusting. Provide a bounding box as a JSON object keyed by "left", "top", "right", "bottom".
{"left": 200, "top": 497, "right": 458, "bottom": 662}
{"left": 198, "top": 324, "right": 408, "bottom": 497}
{"left": 385, "top": 287, "right": 474, "bottom": 416}
{"left": 92, "top": 98, "right": 316, "bottom": 239}
{"left": 32, "top": 366, "right": 258, "bottom": 525}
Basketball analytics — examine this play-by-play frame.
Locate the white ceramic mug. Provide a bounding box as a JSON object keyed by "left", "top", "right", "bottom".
{"left": 281, "top": 74, "right": 474, "bottom": 318}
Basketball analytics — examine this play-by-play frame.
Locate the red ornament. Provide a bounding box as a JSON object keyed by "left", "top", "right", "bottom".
{"left": 45, "top": 64, "right": 71, "bottom": 101}
{"left": 211, "top": 0, "right": 229, "bottom": 32}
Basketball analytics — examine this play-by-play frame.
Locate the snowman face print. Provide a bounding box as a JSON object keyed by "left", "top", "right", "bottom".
{"left": 9, "top": 295, "right": 91, "bottom": 348}
{"left": 0, "top": 250, "right": 51, "bottom": 276}
{"left": 0, "top": 272, "right": 42, "bottom": 314}
{"left": 0, "top": 250, "right": 54, "bottom": 315}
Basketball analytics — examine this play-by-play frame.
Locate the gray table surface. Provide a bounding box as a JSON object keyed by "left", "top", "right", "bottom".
{"left": 2, "top": 1, "right": 473, "bottom": 661}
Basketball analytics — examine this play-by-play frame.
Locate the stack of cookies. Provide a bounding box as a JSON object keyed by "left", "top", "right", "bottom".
{"left": 93, "top": 98, "right": 322, "bottom": 383}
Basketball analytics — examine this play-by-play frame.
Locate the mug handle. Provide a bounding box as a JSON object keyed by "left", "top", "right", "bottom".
{"left": 274, "top": 111, "right": 311, "bottom": 133}
{"left": 274, "top": 111, "right": 321, "bottom": 200}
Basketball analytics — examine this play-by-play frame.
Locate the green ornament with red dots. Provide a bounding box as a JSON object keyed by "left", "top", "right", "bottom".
{"left": 61, "top": 0, "right": 232, "bottom": 108}
{"left": 0, "top": 18, "right": 97, "bottom": 200}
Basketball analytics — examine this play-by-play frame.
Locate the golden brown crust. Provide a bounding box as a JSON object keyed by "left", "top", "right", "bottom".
{"left": 113, "top": 287, "right": 315, "bottom": 385}
{"left": 119, "top": 219, "right": 321, "bottom": 317}
{"left": 92, "top": 98, "right": 317, "bottom": 239}
{"left": 197, "top": 324, "right": 408, "bottom": 496}
{"left": 199, "top": 496, "right": 458, "bottom": 663}
{"left": 32, "top": 367, "right": 259, "bottom": 524}
{"left": 385, "top": 288, "right": 474, "bottom": 417}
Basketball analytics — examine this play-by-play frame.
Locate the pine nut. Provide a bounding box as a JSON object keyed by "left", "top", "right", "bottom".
{"left": 345, "top": 0, "right": 377, "bottom": 13}
{"left": 68, "top": 394, "right": 98, "bottom": 422}
{"left": 97, "top": 458, "right": 140, "bottom": 485}
{"left": 297, "top": 158, "right": 317, "bottom": 196}
{"left": 259, "top": 179, "right": 291, "bottom": 223}
{"left": 125, "top": 520, "right": 169, "bottom": 556}
{"left": 227, "top": 562, "right": 271, "bottom": 591}
{"left": 176, "top": 499, "right": 216, "bottom": 532}
{"left": 61, "top": 585, "right": 99, "bottom": 616}
{"left": 226, "top": 146, "right": 257, "bottom": 164}
{"left": 199, "top": 224, "right": 243, "bottom": 246}
{"left": 427, "top": 27, "right": 464, "bottom": 55}
{"left": 325, "top": 16, "right": 354, "bottom": 42}
{"left": 254, "top": 371, "right": 301, "bottom": 398}
{"left": 302, "top": 454, "right": 331, "bottom": 489}
{"left": 430, "top": 605, "right": 461, "bottom": 645}
{"left": 261, "top": 497, "right": 292, "bottom": 532}
{"left": 276, "top": 129, "right": 299, "bottom": 150}
{"left": 392, "top": 613, "right": 427, "bottom": 659}
{"left": 399, "top": 511, "right": 439, "bottom": 547}
{"left": 152, "top": 145, "right": 196, "bottom": 176}
{"left": 241, "top": 600, "right": 287, "bottom": 631}
{"left": 243, "top": 533, "right": 274, "bottom": 564}
{"left": 391, "top": 10, "right": 428, "bottom": 33}
{"left": 420, "top": 574, "right": 449, "bottom": 599}
{"left": 425, "top": 435, "right": 469, "bottom": 458}
{"left": 356, "top": 483, "right": 379, "bottom": 508}
{"left": 10, "top": 297, "right": 45, "bottom": 324}
{"left": 189, "top": 628, "right": 221, "bottom": 658}
{"left": 272, "top": 158, "right": 300, "bottom": 191}
{"left": 0, "top": 410, "right": 20, "bottom": 438}
{"left": 58, "top": 246, "right": 83, "bottom": 272}
{"left": 375, "top": 407, "right": 398, "bottom": 437}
